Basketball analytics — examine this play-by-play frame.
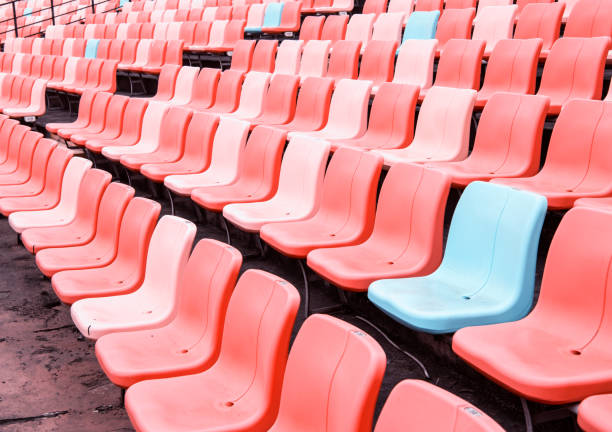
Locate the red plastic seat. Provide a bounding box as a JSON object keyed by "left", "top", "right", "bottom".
{"left": 204, "top": 69, "right": 245, "bottom": 114}
{"left": 307, "top": 163, "right": 451, "bottom": 291}
{"left": 268, "top": 315, "right": 386, "bottom": 432}
{"left": 191, "top": 126, "right": 285, "bottom": 212}
{"left": 0, "top": 137, "right": 54, "bottom": 193}
{"left": 248, "top": 74, "right": 299, "bottom": 128}
{"left": 125, "top": 269, "right": 300, "bottom": 432}
{"left": 329, "top": 83, "right": 418, "bottom": 151}
{"left": 492, "top": 100, "right": 612, "bottom": 209}
{"left": 70, "top": 215, "right": 197, "bottom": 339}
{"left": 320, "top": 14, "right": 349, "bottom": 42}
{"left": 95, "top": 239, "right": 242, "bottom": 387}
{"left": 299, "top": 15, "right": 324, "bottom": 41}
{"left": 261, "top": 148, "right": 382, "bottom": 258}
{"left": 453, "top": 206, "right": 612, "bottom": 404}
{"left": 46, "top": 90, "right": 97, "bottom": 136}
{"left": 223, "top": 136, "right": 330, "bottom": 233}
{"left": 363, "top": 0, "right": 389, "bottom": 14}
{"left": 164, "top": 118, "right": 250, "bottom": 196}
{"left": 180, "top": 67, "right": 220, "bottom": 112}
{"left": 564, "top": 0, "right": 612, "bottom": 38}
{"left": 49, "top": 193, "right": 160, "bottom": 305}
{"left": 374, "top": 380, "right": 504, "bottom": 431}
{"left": 415, "top": 0, "right": 442, "bottom": 12}
{"left": 536, "top": 37, "right": 609, "bottom": 114}
{"left": 120, "top": 107, "right": 193, "bottom": 171}
{"left": 21, "top": 180, "right": 128, "bottom": 255}
{"left": 475, "top": 38, "right": 542, "bottom": 107}
{"left": 71, "top": 95, "right": 129, "bottom": 146}
{"left": 86, "top": 98, "right": 149, "bottom": 153}
{"left": 435, "top": 8, "right": 475, "bottom": 55}
{"left": 0, "top": 129, "right": 41, "bottom": 184}
{"left": 58, "top": 92, "right": 113, "bottom": 141}
{"left": 230, "top": 39, "right": 256, "bottom": 73}
{"left": 326, "top": 40, "right": 361, "bottom": 83}
{"left": 3, "top": 78, "right": 47, "bottom": 118}
{"left": 36, "top": 194, "right": 160, "bottom": 278}
{"left": 578, "top": 394, "right": 612, "bottom": 432}
{"left": 427, "top": 93, "right": 549, "bottom": 187}
{"left": 263, "top": 1, "right": 301, "bottom": 34}
{"left": 251, "top": 39, "right": 278, "bottom": 73}
{"left": 514, "top": 2, "right": 564, "bottom": 58}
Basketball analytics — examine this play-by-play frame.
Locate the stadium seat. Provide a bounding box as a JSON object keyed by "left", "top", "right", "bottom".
{"left": 0, "top": 129, "right": 41, "bottom": 183}
{"left": 85, "top": 39, "right": 100, "bottom": 58}
{"left": 374, "top": 380, "right": 504, "bottom": 431}
{"left": 321, "top": 14, "right": 348, "bottom": 41}
{"left": 164, "top": 118, "right": 250, "bottom": 196}
{"left": 391, "top": 39, "right": 436, "bottom": 91}
{"left": 86, "top": 98, "right": 149, "bottom": 153}
{"left": 415, "top": 0, "right": 442, "bottom": 12}
{"left": 536, "top": 37, "right": 609, "bottom": 114}
{"left": 564, "top": 0, "right": 612, "bottom": 38}
{"left": 370, "top": 12, "right": 404, "bottom": 46}
{"left": 387, "top": 0, "right": 414, "bottom": 15}
{"left": 251, "top": 39, "right": 278, "bottom": 73}
{"left": 357, "top": 40, "right": 397, "bottom": 88}
{"left": 7, "top": 160, "right": 99, "bottom": 231}
{"left": 71, "top": 95, "right": 129, "bottom": 146}
{"left": 269, "top": 76, "right": 334, "bottom": 133}
{"left": 307, "top": 163, "right": 450, "bottom": 291}
{"left": 203, "top": 69, "right": 245, "bottom": 114}
{"left": 230, "top": 39, "right": 256, "bottom": 73}
{"left": 223, "top": 136, "right": 330, "bottom": 233}
{"left": 261, "top": 148, "right": 382, "bottom": 258}
{"left": 434, "top": 8, "right": 475, "bottom": 54}
{"left": 578, "top": 395, "right": 612, "bottom": 432}
{"left": 368, "top": 181, "right": 547, "bottom": 334}
{"left": 299, "top": 15, "right": 324, "bottom": 41}
{"left": 0, "top": 135, "right": 54, "bottom": 192}
{"left": 427, "top": 93, "right": 548, "bottom": 187}
{"left": 3, "top": 78, "right": 46, "bottom": 118}
{"left": 120, "top": 107, "right": 193, "bottom": 171}
{"left": 475, "top": 38, "right": 542, "bottom": 107}
{"left": 58, "top": 92, "right": 113, "bottom": 142}
{"left": 326, "top": 40, "right": 361, "bottom": 83}
{"left": 46, "top": 90, "right": 96, "bottom": 135}
{"left": 373, "top": 86, "right": 476, "bottom": 166}
{"left": 492, "top": 100, "right": 612, "bottom": 209}
{"left": 191, "top": 127, "right": 286, "bottom": 212}
{"left": 264, "top": 1, "right": 301, "bottom": 34}
{"left": 345, "top": 13, "right": 375, "bottom": 46}
{"left": 453, "top": 206, "right": 612, "bottom": 404}
{"left": 141, "top": 113, "right": 219, "bottom": 183}
{"left": 95, "top": 238, "right": 242, "bottom": 388}
{"left": 20, "top": 180, "right": 126, "bottom": 255}
{"left": 223, "top": 71, "right": 272, "bottom": 121}
{"left": 290, "top": 79, "right": 371, "bottom": 141}
{"left": 268, "top": 315, "right": 386, "bottom": 432}
{"left": 514, "top": 3, "right": 564, "bottom": 58}
{"left": 245, "top": 4, "right": 266, "bottom": 32}
{"left": 183, "top": 67, "right": 221, "bottom": 111}
{"left": 165, "top": 66, "right": 199, "bottom": 106}
{"left": 472, "top": 5, "right": 518, "bottom": 56}
{"left": 69, "top": 215, "right": 196, "bottom": 340}
{"left": 273, "top": 40, "right": 304, "bottom": 76}
{"left": 402, "top": 10, "right": 439, "bottom": 41}
{"left": 298, "top": 40, "right": 331, "bottom": 83}
{"left": 124, "top": 269, "right": 300, "bottom": 432}
{"left": 249, "top": 74, "right": 299, "bottom": 127}
{"left": 329, "top": 83, "right": 418, "bottom": 151}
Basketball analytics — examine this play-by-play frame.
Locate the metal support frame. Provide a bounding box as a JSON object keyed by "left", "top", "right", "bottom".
{"left": 521, "top": 397, "right": 534, "bottom": 432}
{"left": 166, "top": 188, "right": 175, "bottom": 216}
{"left": 220, "top": 216, "right": 232, "bottom": 245}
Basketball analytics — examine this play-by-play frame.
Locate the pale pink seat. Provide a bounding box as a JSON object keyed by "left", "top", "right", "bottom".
{"left": 373, "top": 86, "right": 476, "bottom": 166}
{"left": 223, "top": 71, "right": 271, "bottom": 120}
{"left": 390, "top": 39, "right": 437, "bottom": 92}
{"left": 298, "top": 40, "right": 331, "bottom": 83}
{"left": 370, "top": 12, "right": 404, "bottom": 48}
{"left": 223, "top": 136, "right": 330, "bottom": 233}
{"left": 274, "top": 40, "right": 304, "bottom": 76}
{"left": 102, "top": 102, "right": 170, "bottom": 161}
{"left": 164, "top": 118, "right": 250, "bottom": 196}
{"left": 70, "top": 216, "right": 197, "bottom": 340}
{"left": 289, "top": 79, "right": 372, "bottom": 142}
{"left": 8, "top": 157, "right": 92, "bottom": 233}
{"left": 167, "top": 66, "right": 200, "bottom": 106}
{"left": 472, "top": 5, "right": 518, "bottom": 56}
{"left": 345, "top": 13, "right": 376, "bottom": 46}
{"left": 3, "top": 78, "right": 47, "bottom": 118}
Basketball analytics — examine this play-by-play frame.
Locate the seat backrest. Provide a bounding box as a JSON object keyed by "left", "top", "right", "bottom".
{"left": 387, "top": 0, "right": 414, "bottom": 14}
{"left": 179, "top": 112, "right": 220, "bottom": 171}
{"left": 107, "top": 40, "right": 125, "bottom": 62}
{"left": 345, "top": 13, "right": 375, "bottom": 44}
{"left": 472, "top": 5, "right": 518, "bottom": 53}
{"left": 435, "top": 8, "right": 475, "bottom": 52}
{"left": 152, "top": 64, "right": 181, "bottom": 101}
{"left": 445, "top": 0, "right": 476, "bottom": 8}
{"left": 210, "top": 69, "right": 245, "bottom": 113}
{"left": 467, "top": 93, "right": 549, "bottom": 178}
{"left": 537, "top": 37, "right": 609, "bottom": 105}
{"left": 232, "top": 5, "right": 250, "bottom": 20}
{"left": 211, "top": 269, "right": 300, "bottom": 429}
{"left": 440, "top": 181, "right": 547, "bottom": 308}
{"left": 299, "top": 40, "right": 331, "bottom": 79}
{"left": 415, "top": 0, "right": 443, "bottom": 12}
{"left": 153, "top": 22, "right": 170, "bottom": 39}
{"left": 363, "top": 0, "right": 388, "bottom": 14}
{"left": 371, "top": 12, "right": 404, "bottom": 43}
{"left": 207, "top": 117, "right": 250, "bottom": 175}
{"left": 289, "top": 77, "right": 334, "bottom": 130}
{"left": 327, "top": 40, "right": 361, "bottom": 81}
{"left": 187, "top": 67, "right": 220, "bottom": 110}
{"left": 96, "top": 40, "right": 112, "bottom": 59}
{"left": 262, "top": 2, "right": 283, "bottom": 28}
{"left": 394, "top": 39, "right": 437, "bottom": 89}
{"left": 375, "top": 380, "right": 504, "bottom": 432}
{"left": 245, "top": 3, "right": 266, "bottom": 27}
{"left": 299, "top": 15, "right": 324, "bottom": 41}
{"left": 358, "top": 40, "right": 397, "bottom": 85}
{"left": 234, "top": 71, "right": 271, "bottom": 116}
{"left": 321, "top": 14, "right": 349, "bottom": 41}
{"left": 274, "top": 40, "right": 304, "bottom": 75}
{"left": 269, "top": 315, "right": 386, "bottom": 432}
{"left": 231, "top": 39, "right": 256, "bottom": 73}
{"left": 178, "top": 21, "right": 197, "bottom": 44}
{"left": 42, "top": 146, "right": 72, "bottom": 195}
{"left": 403, "top": 10, "right": 440, "bottom": 41}
{"left": 260, "top": 74, "right": 300, "bottom": 122}
{"left": 514, "top": 3, "right": 564, "bottom": 51}
{"left": 475, "top": 0, "right": 512, "bottom": 16}
{"left": 84, "top": 38, "right": 100, "bottom": 58}
{"left": 411, "top": 86, "right": 476, "bottom": 160}
{"left": 324, "top": 79, "right": 372, "bottom": 136}
{"left": 252, "top": 39, "right": 278, "bottom": 73}
{"left": 479, "top": 38, "right": 542, "bottom": 96}
{"left": 564, "top": 0, "right": 612, "bottom": 38}
{"left": 435, "top": 38, "right": 485, "bottom": 89}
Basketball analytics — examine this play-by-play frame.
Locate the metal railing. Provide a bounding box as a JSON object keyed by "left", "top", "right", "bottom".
{"left": 0, "top": 0, "right": 119, "bottom": 38}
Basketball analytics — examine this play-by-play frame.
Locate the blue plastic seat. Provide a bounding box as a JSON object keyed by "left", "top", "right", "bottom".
{"left": 368, "top": 181, "right": 547, "bottom": 334}
{"left": 85, "top": 39, "right": 100, "bottom": 58}
{"left": 402, "top": 11, "right": 440, "bottom": 43}
{"left": 23, "top": 7, "right": 32, "bottom": 15}
{"left": 248, "top": 2, "right": 284, "bottom": 33}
